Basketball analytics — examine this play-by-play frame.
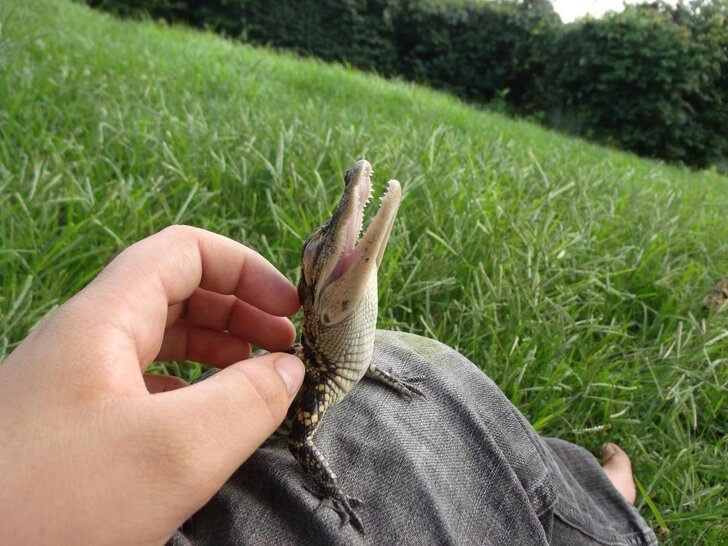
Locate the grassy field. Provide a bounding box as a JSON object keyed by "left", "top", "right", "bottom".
{"left": 1, "top": 0, "right": 727, "bottom": 542}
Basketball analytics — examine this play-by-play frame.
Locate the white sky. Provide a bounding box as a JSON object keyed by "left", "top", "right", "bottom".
{"left": 551, "top": 0, "right": 677, "bottom": 22}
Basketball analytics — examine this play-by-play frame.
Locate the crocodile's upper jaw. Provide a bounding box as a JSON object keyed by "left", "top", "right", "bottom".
{"left": 298, "top": 159, "right": 400, "bottom": 382}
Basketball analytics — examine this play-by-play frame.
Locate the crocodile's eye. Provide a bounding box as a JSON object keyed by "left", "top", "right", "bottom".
{"left": 301, "top": 228, "right": 324, "bottom": 285}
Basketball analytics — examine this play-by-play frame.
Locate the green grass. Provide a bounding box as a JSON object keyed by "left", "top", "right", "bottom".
{"left": 1, "top": 0, "right": 727, "bottom": 542}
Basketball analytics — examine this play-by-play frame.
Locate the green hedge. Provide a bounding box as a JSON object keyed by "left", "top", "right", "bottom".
{"left": 87, "top": 0, "right": 401, "bottom": 72}
{"left": 389, "top": 0, "right": 560, "bottom": 112}
{"left": 548, "top": 2, "right": 728, "bottom": 168}
{"left": 85, "top": 0, "right": 728, "bottom": 169}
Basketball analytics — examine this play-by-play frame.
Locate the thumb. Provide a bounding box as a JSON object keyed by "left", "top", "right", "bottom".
{"left": 143, "top": 352, "right": 304, "bottom": 497}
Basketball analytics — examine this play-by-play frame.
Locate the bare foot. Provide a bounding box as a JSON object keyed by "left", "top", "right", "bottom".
{"left": 601, "top": 443, "right": 636, "bottom": 504}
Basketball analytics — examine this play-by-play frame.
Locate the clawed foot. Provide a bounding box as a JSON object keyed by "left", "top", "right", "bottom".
{"left": 306, "top": 483, "right": 365, "bottom": 532}
{"left": 396, "top": 375, "right": 426, "bottom": 401}
{"left": 367, "top": 364, "right": 426, "bottom": 401}
{"left": 318, "top": 494, "right": 367, "bottom": 534}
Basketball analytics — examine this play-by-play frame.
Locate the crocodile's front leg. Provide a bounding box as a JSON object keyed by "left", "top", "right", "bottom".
{"left": 288, "top": 381, "right": 365, "bottom": 533}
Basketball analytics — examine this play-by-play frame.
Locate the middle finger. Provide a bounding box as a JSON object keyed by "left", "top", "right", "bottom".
{"left": 175, "top": 287, "right": 297, "bottom": 351}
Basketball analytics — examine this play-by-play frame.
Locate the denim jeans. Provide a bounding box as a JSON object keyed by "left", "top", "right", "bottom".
{"left": 170, "top": 331, "right": 657, "bottom": 545}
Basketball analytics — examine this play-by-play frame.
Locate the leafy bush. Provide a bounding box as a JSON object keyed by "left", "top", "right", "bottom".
{"left": 86, "top": 0, "right": 401, "bottom": 73}
{"left": 390, "top": 0, "right": 560, "bottom": 112}
{"left": 84, "top": 0, "right": 728, "bottom": 168}
{"left": 547, "top": 2, "right": 728, "bottom": 167}
{"left": 242, "top": 0, "right": 400, "bottom": 75}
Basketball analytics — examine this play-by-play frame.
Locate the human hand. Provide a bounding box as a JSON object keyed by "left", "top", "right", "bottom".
{"left": 0, "top": 226, "right": 305, "bottom": 545}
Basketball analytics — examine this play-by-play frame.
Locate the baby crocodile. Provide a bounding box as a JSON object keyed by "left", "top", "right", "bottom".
{"left": 289, "top": 159, "right": 422, "bottom": 534}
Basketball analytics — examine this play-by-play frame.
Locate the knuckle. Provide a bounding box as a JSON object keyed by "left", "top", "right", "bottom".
{"left": 160, "top": 224, "right": 196, "bottom": 237}
{"left": 156, "top": 224, "right": 202, "bottom": 251}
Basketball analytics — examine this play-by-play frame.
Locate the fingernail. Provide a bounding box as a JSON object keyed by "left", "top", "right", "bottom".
{"left": 274, "top": 354, "right": 304, "bottom": 396}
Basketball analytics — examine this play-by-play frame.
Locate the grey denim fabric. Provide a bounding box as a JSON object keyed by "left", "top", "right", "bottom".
{"left": 170, "top": 331, "right": 658, "bottom": 546}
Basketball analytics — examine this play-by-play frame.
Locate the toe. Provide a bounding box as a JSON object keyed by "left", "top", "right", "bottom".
{"left": 601, "top": 443, "right": 637, "bottom": 504}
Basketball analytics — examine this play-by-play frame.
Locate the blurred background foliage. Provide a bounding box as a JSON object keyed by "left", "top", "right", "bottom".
{"left": 84, "top": 0, "right": 728, "bottom": 170}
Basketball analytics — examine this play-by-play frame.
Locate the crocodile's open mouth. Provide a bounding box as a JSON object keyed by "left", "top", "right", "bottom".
{"left": 325, "top": 160, "right": 401, "bottom": 286}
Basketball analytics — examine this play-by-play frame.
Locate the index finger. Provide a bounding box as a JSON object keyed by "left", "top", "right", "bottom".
{"left": 113, "top": 225, "right": 299, "bottom": 313}
{"left": 85, "top": 225, "right": 300, "bottom": 363}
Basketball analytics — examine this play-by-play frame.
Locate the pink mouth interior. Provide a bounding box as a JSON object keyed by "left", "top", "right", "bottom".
{"left": 326, "top": 176, "right": 371, "bottom": 284}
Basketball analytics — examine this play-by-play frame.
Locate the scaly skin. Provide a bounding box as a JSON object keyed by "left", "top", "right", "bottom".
{"left": 288, "top": 160, "right": 422, "bottom": 534}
